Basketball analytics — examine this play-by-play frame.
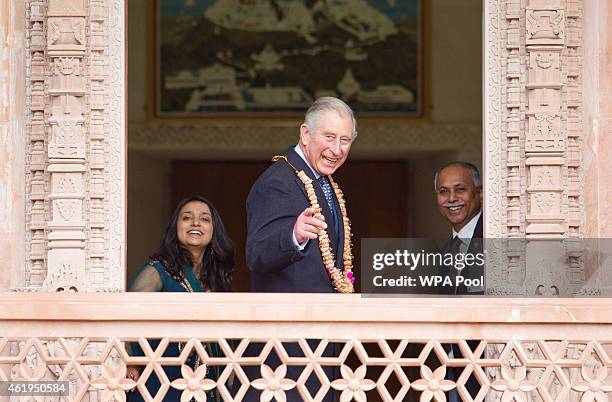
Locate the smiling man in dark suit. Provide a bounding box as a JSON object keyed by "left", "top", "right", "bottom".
{"left": 246, "top": 96, "right": 357, "bottom": 294}
{"left": 434, "top": 161, "right": 484, "bottom": 402}
{"left": 243, "top": 97, "right": 357, "bottom": 402}
{"left": 435, "top": 161, "right": 484, "bottom": 295}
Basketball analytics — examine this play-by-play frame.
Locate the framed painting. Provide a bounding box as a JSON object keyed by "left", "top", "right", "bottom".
{"left": 152, "top": 0, "right": 424, "bottom": 118}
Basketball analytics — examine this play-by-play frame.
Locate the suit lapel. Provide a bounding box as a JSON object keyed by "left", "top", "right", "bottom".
{"left": 467, "top": 213, "right": 483, "bottom": 255}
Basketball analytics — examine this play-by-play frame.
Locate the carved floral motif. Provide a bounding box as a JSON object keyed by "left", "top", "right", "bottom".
{"left": 572, "top": 365, "right": 612, "bottom": 402}
{"left": 410, "top": 365, "right": 455, "bottom": 402}
{"left": 91, "top": 361, "right": 136, "bottom": 402}
{"left": 532, "top": 193, "right": 557, "bottom": 215}
{"left": 251, "top": 364, "right": 296, "bottom": 402}
{"left": 491, "top": 366, "right": 536, "bottom": 401}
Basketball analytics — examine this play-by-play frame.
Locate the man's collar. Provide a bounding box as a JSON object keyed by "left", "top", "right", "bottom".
{"left": 452, "top": 210, "right": 482, "bottom": 239}
{"left": 294, "top": 144, "right": 320, "bottom": 179}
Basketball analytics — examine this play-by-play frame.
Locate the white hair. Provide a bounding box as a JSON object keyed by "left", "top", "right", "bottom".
{"left": 303, "top": 97, "right": 357, "bottom": 138}
{"left": 433, "top": 161, "right": 482, "bottom": 191}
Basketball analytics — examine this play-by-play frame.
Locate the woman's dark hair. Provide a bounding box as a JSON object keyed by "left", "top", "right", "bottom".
{"left": 150, "top": 195, "right": 235, "bottom": 292}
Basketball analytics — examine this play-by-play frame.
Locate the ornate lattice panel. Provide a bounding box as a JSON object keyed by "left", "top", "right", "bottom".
{"left": 0, "top": 295, "right": 610, "bottom": 402}
{"left": 1, "top": 336, "right": 611, "bottom": 401}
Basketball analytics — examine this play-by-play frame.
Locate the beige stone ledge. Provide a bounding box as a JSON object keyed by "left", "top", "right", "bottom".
{"left": 0, "top": 293, "right": 609, "bottom": 324}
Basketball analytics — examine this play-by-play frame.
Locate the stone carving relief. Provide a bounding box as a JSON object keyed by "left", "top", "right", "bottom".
{"left": 42, "top": 259, "right": 86, "bottom": 292}
{"left": 47, "top": 17, "right": 85, "bottom": 48}
{"left": 535, "top": 52, "right": 553, "bottom": 69}
{"left": 526, "top": 8, "right": 565, "bottom": 44}
{"left": 48, "top": 0, "right": 85, "bottom": 15}
{"left": 25, "top": 1, "right": 47, "bottom": 288}
{"left": 526, "top": 113, "right": 564, "bottom": 152}
{"left": 51, "top": 57, "right": 83, "bottom": 90}
{"left": 524, "top": 1, "right": 567, "bottom": 241}
{"left": 53, "top": 173, "right": 80, "bottom": 193}
{"left": 485, "top": 0, "right": 585, "bottom": 297}
{"left": 50, "top": 96, "right": 83, "bottom": 121}
{"left": 530, "top": 51, "right": 561, "bottom": 82}
{"left": 55, "top": 199, "right": 81, "bottom": 222}
{"left": 49, "top": 123, "right": 85, "bottom": 158}
{"left": 44, "top": 1, "right": 87, "bottom": 292}
{"left": 52, "top": 56, "right": 80, "bottom": 75}
{"left": 530, "top": 192, "right": 559, "bottom": 216}
{"left": 21, "top": 0, "right": 84, "bottom": 291}
{"left": 22, "top": 0, "right": 125, "bottom": 292}
{"left": 530, "top": 165, "right": 559, "bottom": 187}
{"left": 528, "top": 87, "right": 561, "bottom": 110}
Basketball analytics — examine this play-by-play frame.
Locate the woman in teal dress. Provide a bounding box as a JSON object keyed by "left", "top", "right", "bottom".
{"left": 126, "top": 195, "right": 235, "bottom": 402}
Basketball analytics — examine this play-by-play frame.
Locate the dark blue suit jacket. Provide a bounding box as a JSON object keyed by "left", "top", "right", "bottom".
{"left": 246, "top": 146, "right": 345, "bottom": 292}
{"left": 454, "top": 213, "right": 483, "bottom": 295}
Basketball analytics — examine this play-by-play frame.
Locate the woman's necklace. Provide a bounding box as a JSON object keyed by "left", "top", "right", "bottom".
{"left": 178, "top": 271, "right": 195, "bottom": 292}
{"left": 273, "top": 155, "right": 355, "bottom": 293}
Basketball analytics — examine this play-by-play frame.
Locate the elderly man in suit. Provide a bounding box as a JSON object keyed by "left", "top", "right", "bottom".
{"left": 246, "top": 96, "right": 357, "bottom": 293}
{"left": 243, "top": 97, "right": 357, "bottom": 402}
{"left": 435, "top": 161, "right": 484, "bottom": 295}
{"left": 434, "top": 161, "right": 484, "bottom": 402}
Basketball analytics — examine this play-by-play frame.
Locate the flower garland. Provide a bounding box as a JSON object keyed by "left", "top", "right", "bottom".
{"left": 273, "top": 156, "right": 355, "bottom": 293}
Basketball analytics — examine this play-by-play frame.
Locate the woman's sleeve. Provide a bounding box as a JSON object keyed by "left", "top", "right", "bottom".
{"left": 128, "top": 265, "right": 163, "bottom": 292}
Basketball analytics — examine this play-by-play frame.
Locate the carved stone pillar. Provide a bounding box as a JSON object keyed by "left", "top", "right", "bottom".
{"left": 27, "top": 1, "right": 48, "bottom": 287}
{"left": 44, "top": 0, "right": 88, "bottom": 291}
{"left": 485, "top": 0, "right": 590, "bottom": 295}
{"left": 524, "top": 1, "right": 578, "bottom": 238}
{"left": 22, "top": 0, "right": 125, "bottom": 292}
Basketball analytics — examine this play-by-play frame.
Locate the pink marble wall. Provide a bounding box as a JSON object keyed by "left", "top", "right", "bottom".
{"left": 583, "top": 0, "right": 612, "bottom": 238}
{"left": 603, "top": 3, "right": 612, "bottom": 237}
{"left": 0, "top": 0, "right": 26, "bottom": 291}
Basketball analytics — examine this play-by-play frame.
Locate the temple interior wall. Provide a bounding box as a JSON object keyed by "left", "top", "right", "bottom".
{"left": 583, "top": 0, "right": 612, "bottom": 238}
{"left": 126, "top": 0, "right": 484, "bottom": 277}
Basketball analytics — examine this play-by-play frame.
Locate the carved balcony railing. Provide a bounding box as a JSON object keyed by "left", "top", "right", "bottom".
{"left": 0, "top": 294, "right": 610, "bottom": 402}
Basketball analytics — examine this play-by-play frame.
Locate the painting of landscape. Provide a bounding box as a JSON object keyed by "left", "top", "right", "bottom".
{"left": 155, "top": 0, "right": 422, "bottom": 117}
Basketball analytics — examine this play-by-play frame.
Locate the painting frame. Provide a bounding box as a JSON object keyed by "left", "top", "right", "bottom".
{"left": 149, "top": 0, "right": 427, "bottom": 122}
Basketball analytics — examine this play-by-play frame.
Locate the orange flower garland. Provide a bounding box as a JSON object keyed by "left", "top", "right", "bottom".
{"left": 274, "top": 156, "right": 355, "bottom": 293}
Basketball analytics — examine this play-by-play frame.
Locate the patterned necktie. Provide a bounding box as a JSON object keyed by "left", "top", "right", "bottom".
{"left": 449, "top": 236, "right": 463, "bottom": 256}
{"left": 318, "top": 176, "right": 339, "bottom": 236}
